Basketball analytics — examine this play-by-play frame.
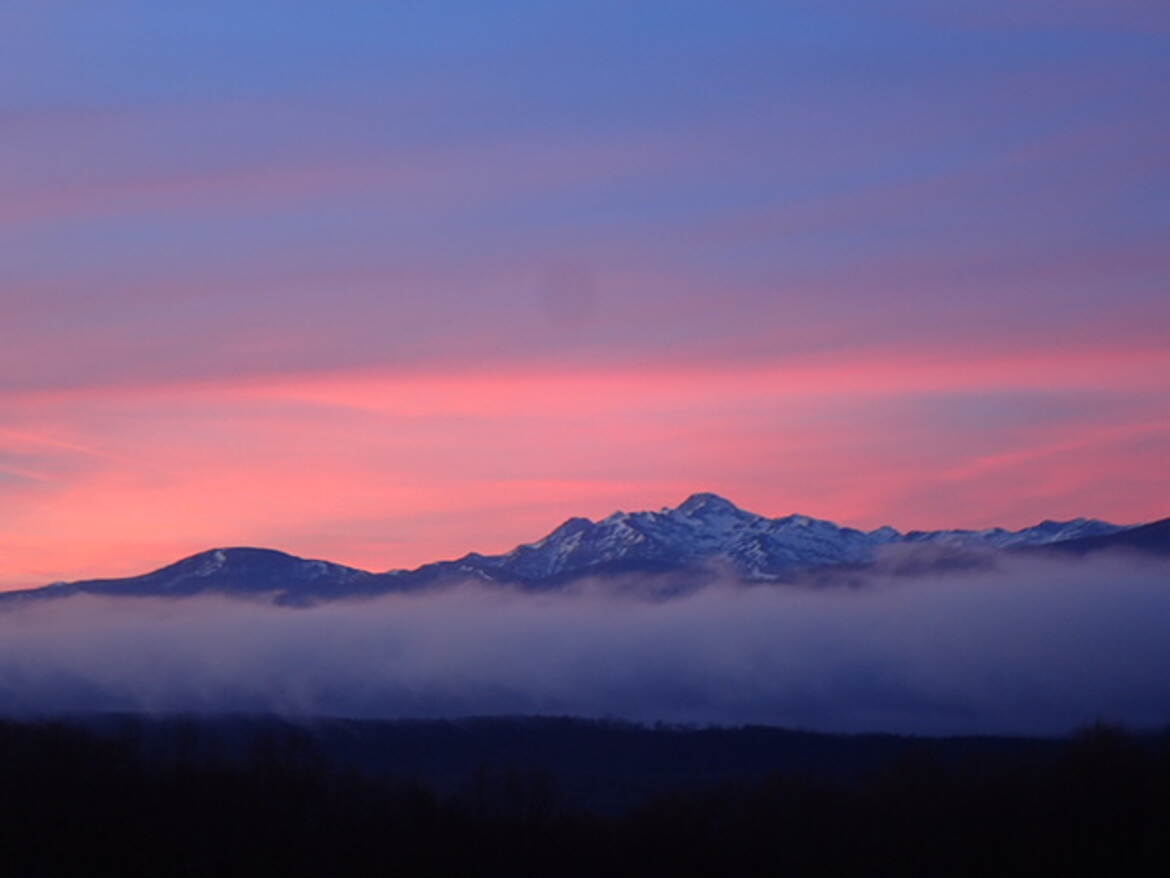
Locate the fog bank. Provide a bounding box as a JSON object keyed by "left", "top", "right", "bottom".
{"left": 2, "top": 553, "right": 1168, "bottom": 735}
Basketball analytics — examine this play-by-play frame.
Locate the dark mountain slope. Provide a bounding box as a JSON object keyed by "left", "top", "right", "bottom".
{"left": 1030, "top": 516, "right": 1170, "bottom": 558}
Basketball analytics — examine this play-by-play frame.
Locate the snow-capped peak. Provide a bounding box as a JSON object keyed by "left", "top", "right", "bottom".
{"left": 456, "top": 496, "right": 1130, "bottom": 583}
{"left": 676, "top": 492, "right": 744, "bottom": 517}
{"left": 6, "top": 495, "right": 1141, "bottom": 609}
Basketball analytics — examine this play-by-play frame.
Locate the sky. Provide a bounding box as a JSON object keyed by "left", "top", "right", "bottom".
{"left": 2, "top": 1, "right": 1168, "bottom": 589}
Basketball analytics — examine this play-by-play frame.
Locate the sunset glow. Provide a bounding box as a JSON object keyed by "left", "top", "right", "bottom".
{"left": 2, "top": 0, "right": 1167, "bottom": 589}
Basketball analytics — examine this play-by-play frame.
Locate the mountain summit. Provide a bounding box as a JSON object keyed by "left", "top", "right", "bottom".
{"left": 0, "top": 494, "right": 1148, "bottom": 606}
{"left": 444, "top": 493, "right": 1125, "bottom": 585}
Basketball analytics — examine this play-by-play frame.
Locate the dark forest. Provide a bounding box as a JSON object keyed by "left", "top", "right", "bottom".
{"left": 2, "top": 716, "right": 1167, "bottom": 876}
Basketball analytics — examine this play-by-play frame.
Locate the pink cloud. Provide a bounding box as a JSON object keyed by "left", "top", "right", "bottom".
{"left": 2, "top": 339, "right": 1167, "bottom": 591}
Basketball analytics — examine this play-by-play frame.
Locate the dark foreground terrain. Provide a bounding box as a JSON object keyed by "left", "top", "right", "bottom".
{"left": 1, "top": 715, "right": 1167, "bottom": 876}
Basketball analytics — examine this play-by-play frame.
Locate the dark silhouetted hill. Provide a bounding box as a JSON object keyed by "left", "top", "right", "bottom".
{"left": 1, "top": 715, "right": 1167, "bottom": 877}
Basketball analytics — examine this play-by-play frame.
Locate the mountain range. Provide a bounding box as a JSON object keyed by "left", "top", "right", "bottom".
{"left": 3, "top": 493, "right": 1166, "bottom": 606}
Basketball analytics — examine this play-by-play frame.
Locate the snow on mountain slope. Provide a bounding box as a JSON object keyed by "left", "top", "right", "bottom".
{"left": 0, "top": 494, "right": 1136, "bottom": 604}
{"left": 903, "top": 517, "right": 1124, "bottom": 549}
{"left": 439, "top": 493, "right": 1127, "bottom": 583}
{"left": 22, "top": 548, "right": 374, "bottom": 603}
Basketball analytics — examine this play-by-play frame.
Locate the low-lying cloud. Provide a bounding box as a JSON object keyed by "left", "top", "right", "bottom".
{"left": 2, "top": 552, "right": 1168, "bottom": 736}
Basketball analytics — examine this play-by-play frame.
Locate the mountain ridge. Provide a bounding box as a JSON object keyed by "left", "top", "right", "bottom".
{"left": 2, "top": 493, "right": 1158, "bottom": 606}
